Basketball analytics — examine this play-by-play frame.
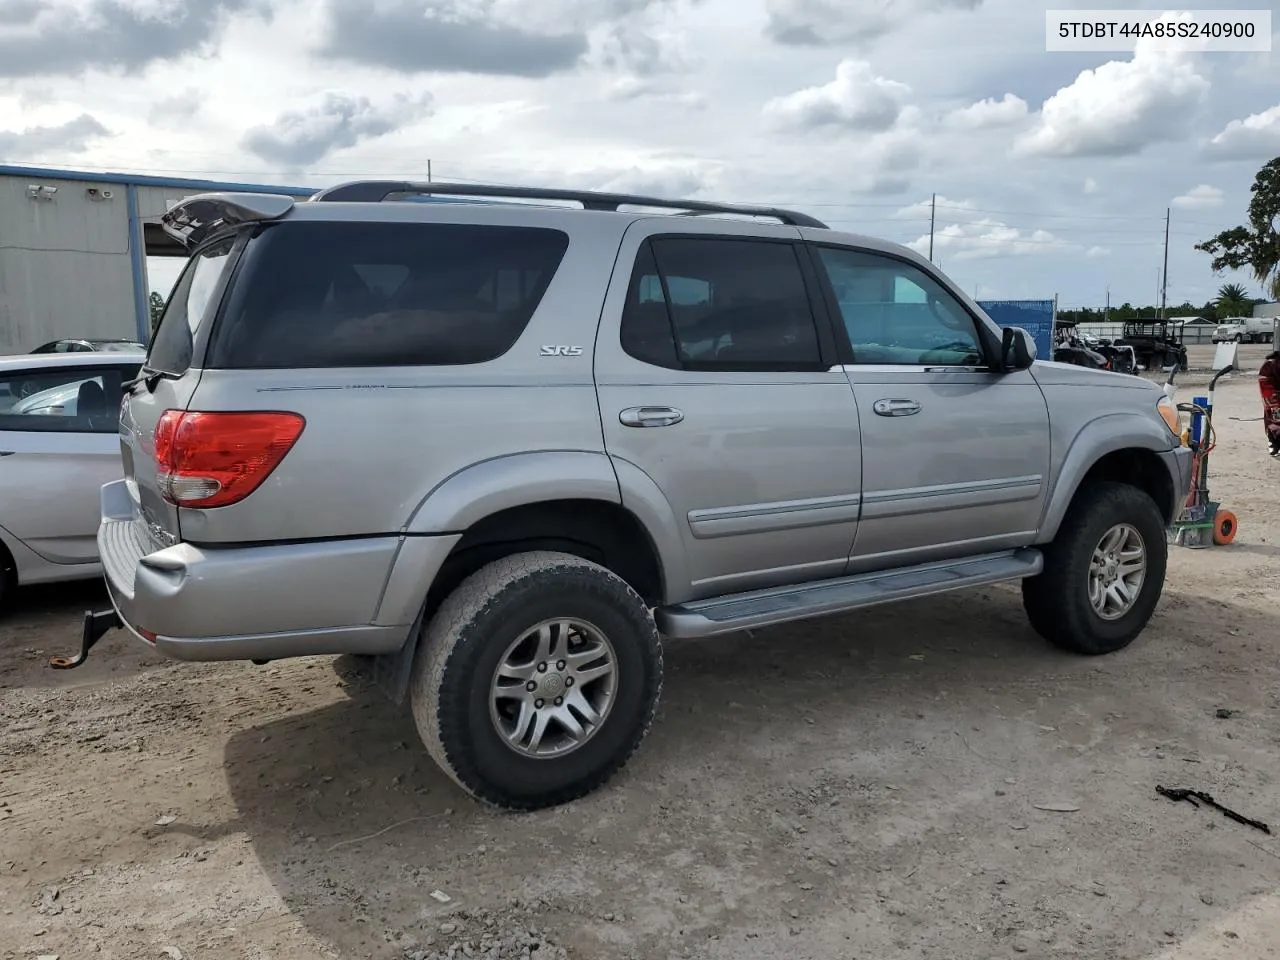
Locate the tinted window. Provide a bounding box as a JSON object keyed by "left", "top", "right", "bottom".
{"left": 619, "top": 238, "right": 822, "bottom": 370}
{"left": 0, "top": 365, "right": 137, "bottom": 433}
{"left": 209, "top": 221, "right": 570, "bottom": 369}
{"left": 816, "top": 247, "right": 984, "bottom": 366}
{"left": 148, "top": 236, "right": 237, "bottom": 375}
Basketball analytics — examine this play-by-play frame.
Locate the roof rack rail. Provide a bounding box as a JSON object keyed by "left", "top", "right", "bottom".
{"left": 307, "top": 180, "right": 829, "bottom": 229}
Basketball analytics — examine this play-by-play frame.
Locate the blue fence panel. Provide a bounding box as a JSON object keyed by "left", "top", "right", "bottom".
{"left": 976, "top": 299, "right": 1055, "bottom": 360}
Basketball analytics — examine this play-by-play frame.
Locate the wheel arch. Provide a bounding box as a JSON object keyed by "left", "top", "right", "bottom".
{"left": 423, "top": 498, "right": 668, "bottom": 617}
{"left": 402, "top": 450, "right": 686, "bottom": 602}
{"left": 1037, "top": 415, "right": 1181, "bottom": 543}
{"left": 0, "top": 529, "right": 15, "bottom": 599}
{"left": 0, "top": 522, "right": 26, "bottom": 588}
{"left": 373, "top": 493, "right": 670, "bottom": 705}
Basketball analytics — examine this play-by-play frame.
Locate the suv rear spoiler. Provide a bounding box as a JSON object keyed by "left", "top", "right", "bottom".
{"left": 161, "top": 193, "right": 296, "bottom": 250}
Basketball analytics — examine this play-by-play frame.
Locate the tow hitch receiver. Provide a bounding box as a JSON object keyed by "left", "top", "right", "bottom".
{"left": 50, "top": 608, "right": 123, "bottom": 670}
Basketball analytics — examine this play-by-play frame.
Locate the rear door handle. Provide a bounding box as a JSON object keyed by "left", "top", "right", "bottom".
{"left": 619, "top": 406, "right": 684, "bottom": 428}
{"left": 873, "top": 398, "right": 921, "bottom": 417}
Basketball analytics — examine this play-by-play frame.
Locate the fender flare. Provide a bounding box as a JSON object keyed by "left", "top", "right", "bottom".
{"left": 1036, "top": 413, "right": 1180, "bottom": 542}
{"left": 403, "top": 450, "right": 623, "bottom": 534}
{"left": 401, "top": 450, "right": 689, "bottom": 603}
{"left": 610, "top": 456, "right": 689, "bottom": 602}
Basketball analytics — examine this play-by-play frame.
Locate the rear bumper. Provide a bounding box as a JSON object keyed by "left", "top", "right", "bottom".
{"left": 98, "top": 480, "right": 460, "bottom": 662}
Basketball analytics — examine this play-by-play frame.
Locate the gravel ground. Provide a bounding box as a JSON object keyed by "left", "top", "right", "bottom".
{"left": 2, "top": 352, "right": 1279, "bottom": 960}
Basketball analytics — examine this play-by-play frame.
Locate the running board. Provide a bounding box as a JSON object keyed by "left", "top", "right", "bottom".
{"left": 655, "top": 548, "right": 1043, "bottom": 639}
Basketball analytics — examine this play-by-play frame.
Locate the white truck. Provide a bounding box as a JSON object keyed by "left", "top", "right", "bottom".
{"left": 1212, "top": 316, "right": 1274, "bottom": 344}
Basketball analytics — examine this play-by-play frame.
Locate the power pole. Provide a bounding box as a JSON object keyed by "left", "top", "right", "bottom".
{"left": 1159, "top": 207, "right": 1170, "bottom": 320}
{"left": 928, "top": 192, "right": 936, "bottom": 262}
{"left": 1104, "top": 285, "right": 1110, "bottom": 323}
{"left": 427, "top": 159, "right": 432, "bottom": 183}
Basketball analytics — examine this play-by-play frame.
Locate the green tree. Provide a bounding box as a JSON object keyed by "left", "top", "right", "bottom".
{"left": 1195, "top": 156, "right": 1280, "bottom": 301}
{"left": 1214, "top": 282, "right": 1252, "bottom": 318}
{"left": 148, "top": 291, "right": 166, "bottom": 334}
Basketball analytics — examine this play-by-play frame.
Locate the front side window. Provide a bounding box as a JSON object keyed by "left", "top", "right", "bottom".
{"left": 0, "top": 365, "right": 138, "bottom": 433}
{"left": 619, "top": 237, "right": 823, "bottom": 371}
{"left": 816, "top": 247, "right": 985, "bottom": 366}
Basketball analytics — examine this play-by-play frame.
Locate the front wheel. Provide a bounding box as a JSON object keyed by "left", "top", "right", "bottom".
{"left": 1022, "top": 481, "right": 1168, "bottom": 655}
{"left": 410, "top": 551, "right": 663, "bottom": 810}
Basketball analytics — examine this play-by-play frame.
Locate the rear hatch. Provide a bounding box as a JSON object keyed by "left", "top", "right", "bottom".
{"left": 124, "top": 202, "right": 580, "bottom": 548}
{"left": 120, "top": 233, "right": 242, "bottom": 547}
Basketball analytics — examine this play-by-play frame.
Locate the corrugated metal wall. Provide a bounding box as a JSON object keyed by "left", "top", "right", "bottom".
{"left": 0, "top": 173, "right": 137, "bottom": 354}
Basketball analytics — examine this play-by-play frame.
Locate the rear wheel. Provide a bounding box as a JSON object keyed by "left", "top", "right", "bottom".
{"left": 410, "top": 551, "right": 662, "bottom": 810}
{"left": 1023, "top": 481, "right": 1167, "bottom": 655}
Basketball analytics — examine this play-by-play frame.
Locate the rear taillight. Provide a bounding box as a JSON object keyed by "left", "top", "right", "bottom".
{"left": 154, "top": 410, "right": 305, "bottom": 509}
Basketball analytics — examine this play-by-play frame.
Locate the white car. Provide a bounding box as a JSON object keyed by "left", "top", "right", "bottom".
{"left": 0, "top": 351, "right": 144, "bottom": 611}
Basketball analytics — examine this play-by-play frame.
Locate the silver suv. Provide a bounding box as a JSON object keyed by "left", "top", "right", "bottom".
{"left": 78, "top": 181, "right": 1192, "bottom": 810}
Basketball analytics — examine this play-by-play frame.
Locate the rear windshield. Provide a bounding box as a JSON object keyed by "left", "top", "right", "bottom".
{"left": 207, "top": 221, "right": 571, "bottom": 369}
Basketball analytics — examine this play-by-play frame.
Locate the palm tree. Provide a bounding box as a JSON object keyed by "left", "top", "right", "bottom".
{"left": 1214, "top": 282, "right": 1252, "bottom": 318}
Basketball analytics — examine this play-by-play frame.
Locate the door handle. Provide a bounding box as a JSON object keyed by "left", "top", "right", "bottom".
{"left": 873, "top": 398, "right": 921, "bottom": 417}
{"left": 619, "top": 406, "right": 684, "bottom": 428}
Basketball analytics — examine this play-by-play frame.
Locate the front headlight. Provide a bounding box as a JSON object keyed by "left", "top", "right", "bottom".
{"left": 1157, "top": 395, "right": 1182, "bottom": 438}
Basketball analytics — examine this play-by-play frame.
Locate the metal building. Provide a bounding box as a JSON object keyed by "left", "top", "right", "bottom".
{"left": 0, "top": 164, "right": 314, "bottom": 355}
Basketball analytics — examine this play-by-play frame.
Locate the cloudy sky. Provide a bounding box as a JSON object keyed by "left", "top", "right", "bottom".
{"left": 1, "top": 0, "right": 1277, "bottom": 309}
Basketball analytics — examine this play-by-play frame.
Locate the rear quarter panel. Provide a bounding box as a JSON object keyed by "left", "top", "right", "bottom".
{"left": 179, "top": 207, "right": 631, "bottom": 544}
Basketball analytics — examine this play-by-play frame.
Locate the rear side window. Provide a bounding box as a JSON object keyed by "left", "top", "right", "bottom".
{"left": 209, "top": 221, "right": 570, "bottom": 369}
{"left": 147, "top": 236, "right": 238, "bottom": 376}
{"left": 619, "top": 237, "right": 823, "bottom": 371}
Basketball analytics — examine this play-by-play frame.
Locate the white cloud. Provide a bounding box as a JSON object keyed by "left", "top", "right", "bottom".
{"left": 1086, "top": 246, "right": 1110, "bottom": 259}
{"left": 765, "top": 0, "right": 983, "bottom": 46}
{"left": 945, "top": 93, "right": 1027, "bottom": 130}
{"left": 907, "top": 217, "right": 1069, "bottom": 262}
{"left": 1015, "top": 44, "right": 1209, "bottom": 158}
{"left": 895, "top": 195, "right": 974, "bottom": 220}
{"left": 1171, "top": 184, "right": 1223, "bottom": 209}
{"left": 590, "top": 162, "right": 717, "bottom": 198}
{"left": 1205, "top": 104, "right": 1280, "bottom": 160}
{"left": 603, "top": 75, "right": 707, "bottom": 108}
{"left": 0, "top": 0, "right": 1262, "bottom": 312}
{"left": 0, "top": 112, "right": 109, "bottom": 157}
{"left": 241, "top": 92, "right": 433, "bottom": 168}
{"left": 762, "top": 59, "right": 911, "bottom": 133}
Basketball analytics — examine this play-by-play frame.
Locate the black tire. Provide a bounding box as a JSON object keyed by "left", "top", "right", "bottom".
{"left": 0, "top": 543, "right": 14, "bottom": 616}
{"left": 1022, "top": 481, "right": 1167, "bottom": 655}
{"left": 409, "top": 551, "right": 662, "bottom": 811}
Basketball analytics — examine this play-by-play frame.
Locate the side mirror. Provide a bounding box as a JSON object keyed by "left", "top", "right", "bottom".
{"left": 1001, "top": 326, "right": 1036, "bottom": 370}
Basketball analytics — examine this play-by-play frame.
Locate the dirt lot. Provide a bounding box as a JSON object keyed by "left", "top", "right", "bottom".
{"left": 3, "top": 350, "right": 1280, "bottom": 960}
